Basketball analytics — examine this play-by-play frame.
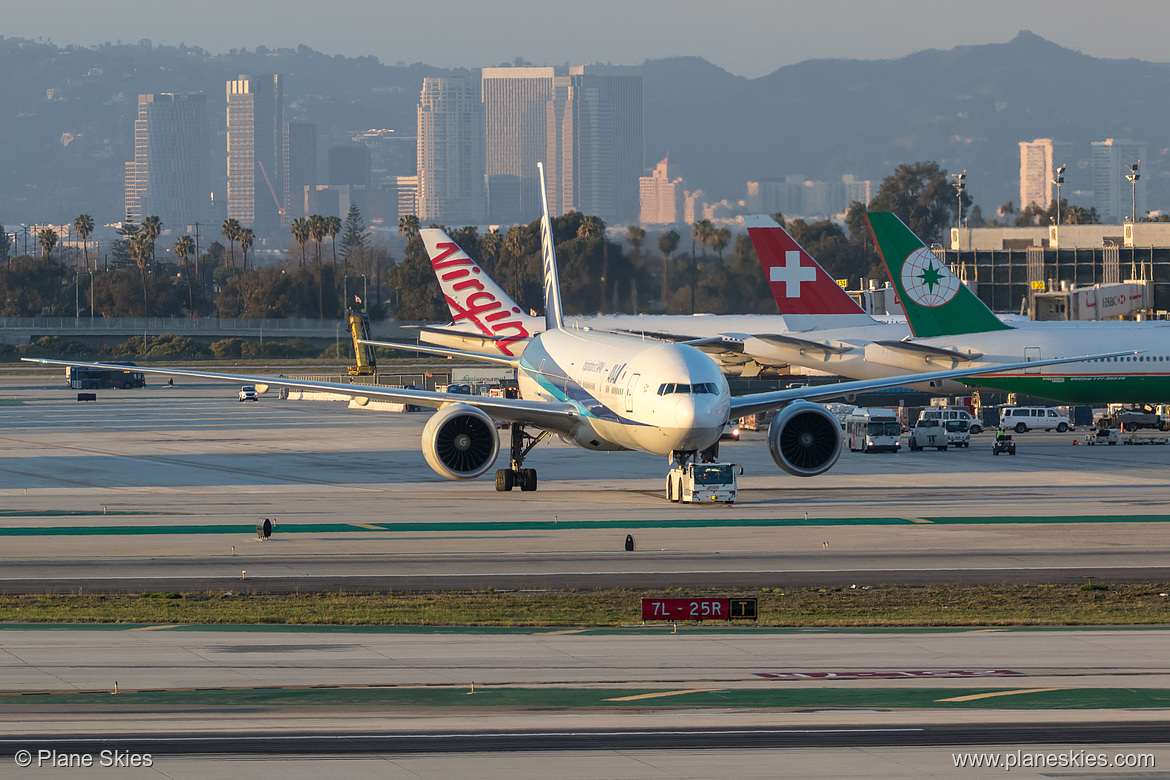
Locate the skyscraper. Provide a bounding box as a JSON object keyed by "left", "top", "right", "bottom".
{"left": 226, "top": 74, "right": 283, "bottom": 234}
{"left": 639, "top": 156, "right": 685, "bottom": 225}
{"left": 1018, "top": 138, "right": 1072, "bottom": 211}
{"left": 328, "top": 145, "right": 371, "bottom": 188}
{"left": 482, "top": 67, "right": 556, "bottom": 222}
{"left": 416, "top": 77, "right": 486, "bottom": 224}
{"left": 283, "top": 121, "right": 316, "bottom": 223}
{"left": 1092, "top": 138, "right": 1146, "bottom": 222}
{"left": 544, "top": 66, "right": 643, "bottom": 224}
{"left": 130, "top": 93, "right": 211, "bottom": 228}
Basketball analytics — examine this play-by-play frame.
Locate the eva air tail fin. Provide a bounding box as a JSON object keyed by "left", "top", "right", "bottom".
{"left": 537, "top": 162, "right": 565, "bottom": 331}
{"left": 866, "top": 212, "right": 1011, "bottom": 338}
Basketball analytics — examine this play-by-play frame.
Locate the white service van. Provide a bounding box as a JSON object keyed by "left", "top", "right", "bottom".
{"left": 918, "top": 407, "right": 982, "bottom": 435}
{"left": 943, "top": 419, "right": 970, "bottom": 448}
{"left": 999, "top": 406, "right": 1070, "bottom": 433}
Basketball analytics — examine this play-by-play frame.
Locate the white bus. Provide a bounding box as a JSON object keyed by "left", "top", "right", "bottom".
{"left": 847, "top": 408, "right": 902, "bottom": 453}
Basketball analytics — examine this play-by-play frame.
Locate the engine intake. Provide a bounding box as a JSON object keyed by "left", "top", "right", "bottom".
{"left": 422, "top": 403, "right": 501, "bottom": 480}
{"left": 767, "top": 401, "right": 842, "bottom": 477}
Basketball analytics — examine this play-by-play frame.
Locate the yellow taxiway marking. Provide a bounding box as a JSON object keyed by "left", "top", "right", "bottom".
{"left": 937, "top": 688, "right": 1063, "bottom": 702}
{"left": 126, "top": 625, "right": 181, "bottom": 631}
{"left": 905, "top": 517, "right": 934, "bottom": 524}
{"left": 537, "top": 629, "right": 590, "bottom": 636}
{"left": 350, "top": 523, "right": 386, "bottom": 530}
{"left": 960, "top": 628, "right": 1009, "bottom": 634}
{"left": 603, "top": 688, "right": 724, "bottom": 702}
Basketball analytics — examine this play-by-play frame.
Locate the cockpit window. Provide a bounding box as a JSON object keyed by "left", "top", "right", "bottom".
{"left": 657, "top": 382, "right": 720, "bottom": 395}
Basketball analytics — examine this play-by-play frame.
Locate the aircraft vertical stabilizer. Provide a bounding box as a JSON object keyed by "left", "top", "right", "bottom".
{"left": 744, "top": 215, "right": 878, "bottom": 331}
{"left": 866, "top": 212, "right": 1011, "bottom": 338}
{"left": 420, "top": 227, "right": 535, "bottom": 356}
{"left": 537, "top": 162, "right": 565, "bottom": 331}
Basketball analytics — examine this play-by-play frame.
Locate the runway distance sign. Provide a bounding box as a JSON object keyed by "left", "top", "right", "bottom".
{"left": 641, "top": 597, "right": 758, "bottom": 621}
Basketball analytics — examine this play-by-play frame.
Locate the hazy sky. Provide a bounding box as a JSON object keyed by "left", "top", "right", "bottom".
{"left": 7, "top": 0, "right": 1170, "bottom": 77}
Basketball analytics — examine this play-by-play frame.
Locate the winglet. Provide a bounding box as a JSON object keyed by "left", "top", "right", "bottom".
{"left": 538, "top": 162, "right": 565, "bottom": 331}
{"left": 419, "top": 227, "right": 532, "bottom": 356}
{"left": 866, "top": 212, "right": 1010, "bottom": 338}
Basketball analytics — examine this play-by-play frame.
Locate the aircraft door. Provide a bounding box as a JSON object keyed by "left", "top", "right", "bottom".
{"left": 625, "top": 373, "right": 641, "bottom": 413}
{"left": 1024, "top": 346, "right": 1040, "bottom": 374}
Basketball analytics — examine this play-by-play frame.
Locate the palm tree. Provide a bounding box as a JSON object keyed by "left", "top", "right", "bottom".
{"left": 625, "top": 225, "right": 646, "bottom": 311}
{"left": 174, "top": 235, "right": 195, "bottom": 312}
{"left": 710, "top": 226, "right": 730, "bottom": 260}
{"left": 74, "top": 214, "right": 94, "bottom": 272}
{"left": 325, "top": 214, "right": 342, "bottom": 309}
{"left": 308, "top": 215, "right": 328, "bottom": 318}
{"left": 131, "top": 232, "right": 151, "bottom": 315}
{"left": 239, "top": 228, "right": 254, "bottom": 271}
{"left": 141, "top": 215, "right": 162, "bottom": 270}
{"left": 326, "top": 215, "right": 341, "bottom": 266}
{"left": 221, "top": 218, "right": 241, "bottom": 267}
{"left": 481, "top": 227, "right": 502, "bottom": 272}
{"left": 690, "top": 219, "right": 712, "bottom": 314}
{"left": 577, "top": 216, "right": 608, "bottom": 311}
{"left": 398, "top": 213, "right": 420, "bottom": 241}
{"left": 290, "top": 217, "right": 310, "bottom": 268}
{"left": 38, "top": 228, "right": 58, "bottom": 262}
{"left": 657, "top": 229, "right": 679, "bottom": 310}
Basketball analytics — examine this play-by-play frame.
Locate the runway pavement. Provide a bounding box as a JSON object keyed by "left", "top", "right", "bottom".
{"left": 3, "top": 373, "right": 1170, "bottom": 591}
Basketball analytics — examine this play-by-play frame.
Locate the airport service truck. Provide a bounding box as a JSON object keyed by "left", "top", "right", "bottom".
{"left": 667, "top": 461, "right": 741, "bottom": 504}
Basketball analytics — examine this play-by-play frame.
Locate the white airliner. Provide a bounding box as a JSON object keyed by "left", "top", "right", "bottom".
{"left": 743, "top": 213, "right": 1170, "bottom": 405}
{"left": 23, "top": 168, "right": 1129, "bottom": 494}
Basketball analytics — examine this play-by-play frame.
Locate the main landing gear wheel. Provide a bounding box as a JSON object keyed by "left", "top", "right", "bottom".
{"left": 496, "top": 424, "right": 548, "bottom": 493}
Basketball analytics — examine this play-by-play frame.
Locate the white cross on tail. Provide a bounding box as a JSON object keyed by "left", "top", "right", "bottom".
{"left": 770, "top": 250, "right": 818, "bottom": 297}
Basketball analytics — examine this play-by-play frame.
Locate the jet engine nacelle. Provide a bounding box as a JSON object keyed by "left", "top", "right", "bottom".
{"left": 767, "top": 400, "right": 843, "bottom": 478}
{"left": 422, "top": 403, "right": 501, "bottom": 480}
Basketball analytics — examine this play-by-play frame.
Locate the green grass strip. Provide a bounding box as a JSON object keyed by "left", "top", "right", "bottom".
{"left": 3, "top": 514, "right": 1170, "bottom": 536}
{"left": 0, "top": 585, "right": 1167, "bottom": 627}
{"left": 4, "top": 685, "right": 1168, "bottom": 710}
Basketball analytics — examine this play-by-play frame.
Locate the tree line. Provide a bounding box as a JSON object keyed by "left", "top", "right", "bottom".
{"left": 2, "top": 160, "right": 1022, "bottom": 322}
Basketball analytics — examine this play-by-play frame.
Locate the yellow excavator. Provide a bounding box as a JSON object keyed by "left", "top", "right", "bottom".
{"left": 347, "top": 308, "right": 377, "bottom": 376}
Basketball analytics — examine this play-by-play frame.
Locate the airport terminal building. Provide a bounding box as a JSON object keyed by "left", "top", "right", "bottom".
{"left": 937, "top": 223, "right": 1170, "bottom": 318}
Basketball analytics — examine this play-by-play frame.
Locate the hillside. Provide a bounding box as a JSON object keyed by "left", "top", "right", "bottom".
{"left": 2, "top": 31, "right": 1168, "bottom": 225}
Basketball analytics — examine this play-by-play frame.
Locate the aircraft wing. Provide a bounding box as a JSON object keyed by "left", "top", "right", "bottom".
{"left": 410, "top": 324, "right": 514, "bottom": 342}
{"left": 358, "top": 339, "right": 521, "bottom": 368}
{"left": 746, "top": 333, "right": 854, "bottom": 356}
{"left": 728, "top": 350, "right": 1135, "bottom": 418}
{"left": 870, "top": 339, "right": 983, "bottom": 362}
{"left": 22, "top": 358, "right": 579, "bottom": 435}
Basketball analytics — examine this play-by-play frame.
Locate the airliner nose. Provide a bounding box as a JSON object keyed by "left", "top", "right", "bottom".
{"left": 674, "top": 396, "right": 696, "bottom": 429}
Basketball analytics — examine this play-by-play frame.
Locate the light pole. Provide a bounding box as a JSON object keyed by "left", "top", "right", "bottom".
{"left": 951, "top": 170, "right": 966, "bottom": 228}
{"left": 1052, "top": 164, "right": 1066, "bottom": 226}
{"left": 1126, "top": 162, "right": 1141, "bottom": 223}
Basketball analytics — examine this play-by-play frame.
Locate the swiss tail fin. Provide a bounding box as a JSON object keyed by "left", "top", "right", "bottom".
{"left": 866, "top": 212, "right": 1011, "bottom": 338}
{"left": 743, "top": 215, "right": 877, "bottom": 331}
{"left": 537, "top": 162, "right": 565, "bottom": 331}
{"left": 420, "top": 227, "right": 534, "bottom": 357}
